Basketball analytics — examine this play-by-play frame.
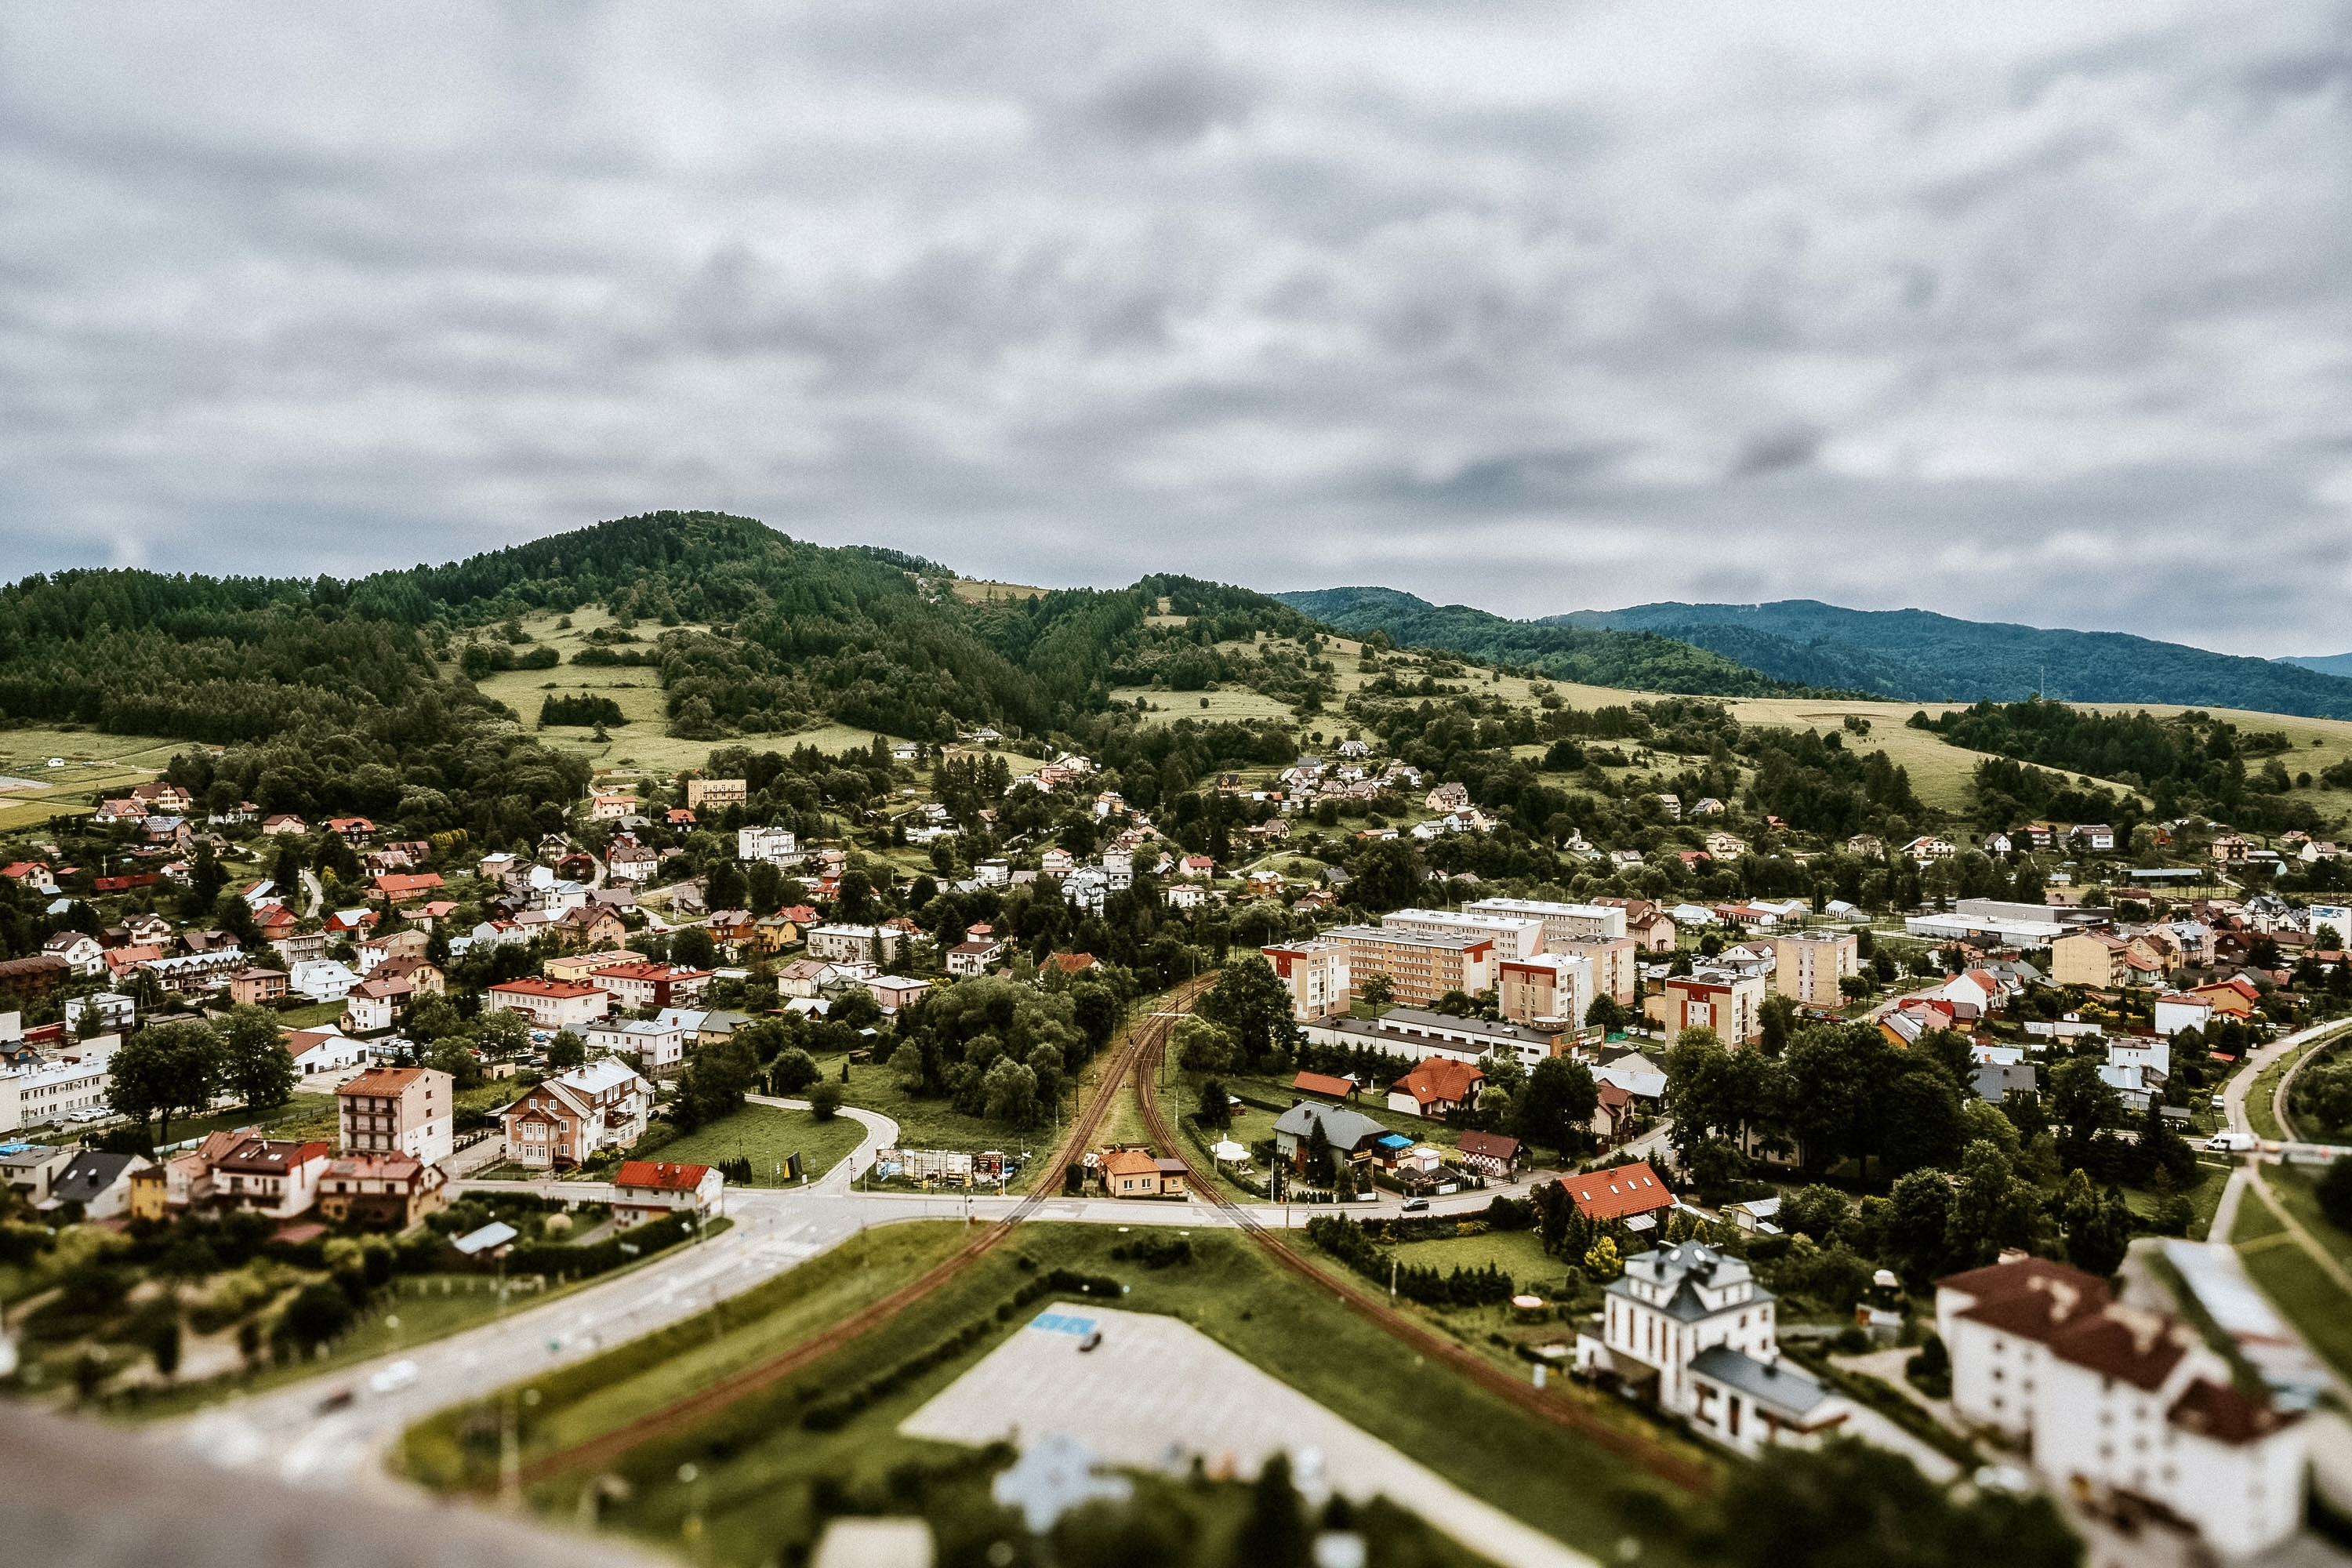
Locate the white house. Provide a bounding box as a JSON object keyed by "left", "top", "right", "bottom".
{"left": 1938, "top": 1255, "right": 2303, "bottom": 1558}
{"left": 64, "top": 991, "right": 137, "bottom": 1035}
{"left": 41, "top": 932, "right": 105, "bottom": 977}
{"left": 485, "top": 977, "right": 612, "bottom": 1030}
{"left": 285, "top": 1027, "right": 366, "bottom": 1079}
{"left": 290, "top": 958, "right": 362, "bottom": 1004}
{"left": 586, "top": 1018, "right": 688, "bottom": 1077}
{"left": 2154, "top": 993, "right": 2216, "bottom": 1038}
{"left": 1576, "top": 1242, "right": 1848, "bottom": 1456}
{"left": 612, "top": 1160, "right": 726, "bottom": 1226}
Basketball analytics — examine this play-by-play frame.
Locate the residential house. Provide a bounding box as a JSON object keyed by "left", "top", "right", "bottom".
{"left": 486, "top": 977, "right": 612, "bottom": 1030}
{"left": 2052, "top": 929, "right": 2158, "bottom": 989}
{"left": 336, "top": 1065, "right": 454, "bottom": 1166}
{"left": 207, "top": 1137, "right": 332, "bottom": 1218}
{"left": 45, "top": 1149, "right": 151, "bottom": 1220}
{"left": 545, "top": 948, "right": 644, "bottom": 985}
{"left": 227, "top": 967, "right": 289, "bottom": 1007}
{"left": 949, "top": 938, "right": 1007, "bottom": 978}
{"left": 503, "top": 1059, "right": 654, "bottom": 1169}
{"left": 1386, "top": 1056, "right": 1484, "bottom": 1118}
{"left": 317, "top": 1150, "right": 448, "bottom": 1229}
{"left": 1589, "top": 897, "right": 1675, "bottom": 951}
{"left": 371, "top": 955, "right": 445, "bottom": 997}
{"left": 0, "top": 1143, "right": 78, "bottom": 1204}
{"left": 0, "top": 955, "right": 70, "bottom": 1004}
{"left": 588, "top": 960, "right": 712, "bottom": 1011}
{"left": 1270, "top": 1102, "right": 1389, "bottom": 1171}
{"left": 1455, "top": 1131, "right": 1524, "bottom": 1178}
{"left": 605, "top": 834, "right": 660, "bottom": 883}
{"left": 343, "top": 975, "right": 412, "bottom": 1033}
{"left": 1561, "top": 1160, "right": 1676, "bottom": 1232}
{"left": 1577, "top": 1241, "right": 1846, "bottom": 1457}
{"left": 1937, "top": 1256, "right": 2302, "bottom": 1558}
{"left": 285, "top": 1027, "right": 365, "bottom": 1079}
{"left": 866, "top": 975, "right": 930, "bottom": 1013}
{"left": 807, "top": 924, "right": 902, "bottom": 965}
{"left": 2154, "top": 993, "right": 2216, "bottom": 1038}
{"left": 1900, "top": 836, "right": 1958, "bottom": 862}
{"left": 612, "top": 1160, "right": 724, "bottom": 1225}
{"left": 63, "top": 991, "right": 136, "bottom": 1036}
{"left": 2189, "top": 977, "right": 2262, "bottom": 1018}
{"left": 776, "top": 958, "right": 844, "bottom": 998}
{"left": 586, "top": 1018, "right": 688, "bottom": 1077}
{"left": 1260, "top": 939, "right": 1352, "bottom": 1021}
{"left": 325, "top": 816, "right": 376, "bottom": 844}
{"left": 41, "top": 931, "right": 104, "bottom": 977}
{"left": 1098, "top": 1145, "right": 1189, "bottom": 1199}
{"left": 372, "top": 871, "right": 445, "bottom": 903}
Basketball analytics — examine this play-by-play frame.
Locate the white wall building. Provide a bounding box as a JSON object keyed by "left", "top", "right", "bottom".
{"left": 1938, "top": 1256, "right": 2303, "bottom": 1557}
{"left": 1461, "top": 896, "right": 1628, "bottom": 946}
{"left": 1576, "top": 1242, "right": 1846, "bottom": 1456}
{"left": 290, "top": 959, "right": 362, "bottom": 1004}
{"left": 1381, "top": 908, "right": 1548, "bottom": 962}
{"left": 586, "top": 1018, "right": 688, "bottom": 1077}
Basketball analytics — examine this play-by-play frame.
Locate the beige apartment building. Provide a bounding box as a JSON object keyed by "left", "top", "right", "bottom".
{"left": 1496, "top": 951, "right": 1595, "bottom": 1029}
{"left": 684, "top": 776, "right": 749, "bottom": 811}
{"left": 1650, "top": 970, "right": 1766, "bottom": 1046}
{"left": 1770, "top": 931, "right": 1860, "bottom": 1008}
{"left": 1330, "top": 926, "right": 1496, "bottom": 1009}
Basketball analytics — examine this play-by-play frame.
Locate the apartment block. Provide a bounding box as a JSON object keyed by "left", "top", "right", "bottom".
{"left": 1329, "top": 925, "right": 1495, "bottom": 1009}
{"left": 336, "top": 1065, "right": 453, "bottom": 1167}
{"left": 1496, "top": 951, "right": 1595, "bottom": 1029}
{"left": 1653, "top": 969, "right": 1765, "bottom": 1046}
{"left": 1261, "top": 939, "right": 1352, "bottom": 1021}
{"left": 1769, "top": 931, "right": 1860, "bottom": 1008}
{"left": 1381, "top": 907, "right": 1547, "bottom": 961}
{"left": 1558, "top": 935, "right": 1640, "bottom": 1006}
{"left": 1461, "top": 896, "right": 1628, "bottom": 946}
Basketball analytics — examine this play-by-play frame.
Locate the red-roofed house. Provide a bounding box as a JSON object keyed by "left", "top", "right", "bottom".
{"left": 1290, "top": 1070, "right": 1356, "bottom": 1102}
{"left": 372, "top": 871, "right": 444, "bottom": 900}
{"left": 587, "top": 960, "right": 711, "bottom": 1011}
{"left": 1562, "top": 1160, "right": 1673, "bottom": 1228}
{"left": 1386, "top": 1057, "right": 1485, "bottom": 1118}
{"left": 486, "top": 976, "right": 612, "bottom": 1029}
{"left": 2190, "top": 977, "right": 2262, "bottom": 1018}
{"left": 325, "top": 816, "right": 376, "bottom": 844}
{"left": 612, "top": 1160, "right": 724, "bottom": 1226}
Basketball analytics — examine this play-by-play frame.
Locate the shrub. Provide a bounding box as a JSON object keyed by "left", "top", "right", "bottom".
{"left": 278, "top": 1282, "right": 353, "bottom": 1352}
{"left": 2319, "top": 1157, "right": 2352, "bottom": 1235}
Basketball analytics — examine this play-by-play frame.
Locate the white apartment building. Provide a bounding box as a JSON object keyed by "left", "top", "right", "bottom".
{"left": 1381, "top": 908, "right": 1547, "bottom": 962}
{"left": 1261, "top": 940, "right": 1351, "bottom": 1021}
{"left": 1938, "top": 1256, "right": 2303, "bottom": 1558}
{"left": 0, "top": 1050, "right": 114, "bottom": 1133}
{"left": 1461, "top": 896, "right": 1628, "bottom": 946}
{"left": 587, "top": 1018, "right": 689, "bottom": 1077}
{"left": 1577, "top": 1242, "right": 1846, "bottom": 1456}
{"left": 737, "top": 825, "right": 800, "bottom": 864}
{"left": 806, "top": 924, "right": 902, "bottom": 965}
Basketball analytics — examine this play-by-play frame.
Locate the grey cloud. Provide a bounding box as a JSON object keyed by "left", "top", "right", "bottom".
{"left": 2, "top": 2, "right": 2350, "bottom": 659}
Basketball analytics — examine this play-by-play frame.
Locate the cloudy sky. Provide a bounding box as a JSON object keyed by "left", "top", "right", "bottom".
{"left": 5, "top": 2, "right": 2351, "bottom": 653}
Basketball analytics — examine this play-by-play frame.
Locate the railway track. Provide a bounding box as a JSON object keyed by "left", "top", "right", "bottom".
{"left": 1131, "top": 1010, "right": 1715, "bottom": 1494}
{"left": 509, "top": 974, "right": 1217, "bottom": 1489}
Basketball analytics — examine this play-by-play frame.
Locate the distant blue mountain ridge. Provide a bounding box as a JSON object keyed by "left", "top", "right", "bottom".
{"left": 1273, "top": 588, "right": 2352, "bottom": 720}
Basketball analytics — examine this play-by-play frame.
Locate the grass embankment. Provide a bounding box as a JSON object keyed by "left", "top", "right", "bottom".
{"left": 2231, "top": 1168, "right": 2352, "bottom": 1382}
{"left": 651, "top": 1104, "right": 868, "bottom": 1185}
{"left": 408, "top": 1221, "right": 1708, "bottom": 1568}
{"left": 159, "top": 1092, "right": 339, "bottom": 1146}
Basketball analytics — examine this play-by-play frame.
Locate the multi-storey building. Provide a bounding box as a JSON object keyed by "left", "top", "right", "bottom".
{"left": 587, "top": 960, "right": 712, "bottom": 1011}
{"left": 485, "top": 976, "right": 612, "bottom": 1030}
{"left": 1556, "top": 935, "right": 1640, "bottom": 1006}
{"left": 1496, "top": 951, "right": 1595, "bottom": 1029}
{"left": 1380, "top": 908, "right": 1547, "bottom": 961}
{"left": 1327, "top": 925, "right": 1494, "bottom": 1009}
{"left": 1769, "top": 931, "right": 1859, "bottom": 1008}
{"left": 1461, "top": 896, "right": 1628, "bottom": 946}
{"left": 806, "top": 924, "right": 902, "bottom": 965}
{"left": 1938, "top": 1256, "right": 2303, "bottom": 1558}
{"left": 1261, "top": 939, "right": 1352, "bottom": 1021}
{"left": 336, "top": 1065, "right": 454, "bottom": 1167}
{"left": 1654, "top": 968, "right": 1766, "bottom": 1045}
{"left": 685, "top": 777, "right": 748, "bottom": 811}
{"left": 502, "top": 1059, "right": 653, "bottom": 1170}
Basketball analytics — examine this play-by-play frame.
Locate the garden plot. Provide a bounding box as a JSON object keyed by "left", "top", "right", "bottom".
{"left": 899, "top": 1305, "right": 1592, "bottom": 1568}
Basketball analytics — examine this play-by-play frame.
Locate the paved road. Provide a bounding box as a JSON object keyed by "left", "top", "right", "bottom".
{"left": 2221, "top": 1018, "right": 2344, "bottom": 1137}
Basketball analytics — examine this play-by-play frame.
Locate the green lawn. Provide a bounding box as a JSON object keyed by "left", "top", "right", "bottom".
{"left": 654, "top": 1104, "right": 869, "bottom": 1185}
{"left": 2232, "top": 1187, "right": 2288, "bottom": 1245}
{"left": 2119, "top": 1162, "right": 2233, "bottom": 1242}
{"left": 1382, "top": 1227, "right": 1563, "bottom": 1291}
{"left": 401, "top": 1221, "right": 974, "bottom": 1488}
{"left": 421, "top": 1221, "right": 1708, "bottom": 1568}
{"left": 155, "top": 1091, "right": 339, "bottom": 1146}
{"left": 2240, "top": 1238, "right": 2352, "bottom": 1383}
{"left": 832, "top": 1058, "right": 1057, "bottom": 1186}
{"left": 274, "top": 1000, "right": 349, "bottom": 1029}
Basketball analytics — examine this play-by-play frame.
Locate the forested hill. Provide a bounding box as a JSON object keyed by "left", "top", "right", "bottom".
{"left": 0, "top": 511, "right": 1329, "bottom": 747}
{"left": 1551, "top": 599, "right": 2352, "bottom": 720}
{"left": 1272, "top": 586, "right": 1800, "bottom": 698}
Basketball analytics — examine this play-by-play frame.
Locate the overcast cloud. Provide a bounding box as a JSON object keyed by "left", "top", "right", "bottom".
{"left": 4, "top": 2, "right": 2351, "bottom": 653}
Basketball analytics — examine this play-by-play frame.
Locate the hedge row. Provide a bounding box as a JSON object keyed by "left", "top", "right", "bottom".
{"left": 1305, "top": 1214, "right": 1516, "bottom": 1308}
{"left": 502, "top": 1213, "right": 695, "bottom": 1281}
{"left": 798, "top": 1268, "right": 1125, "bottom": 1431}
